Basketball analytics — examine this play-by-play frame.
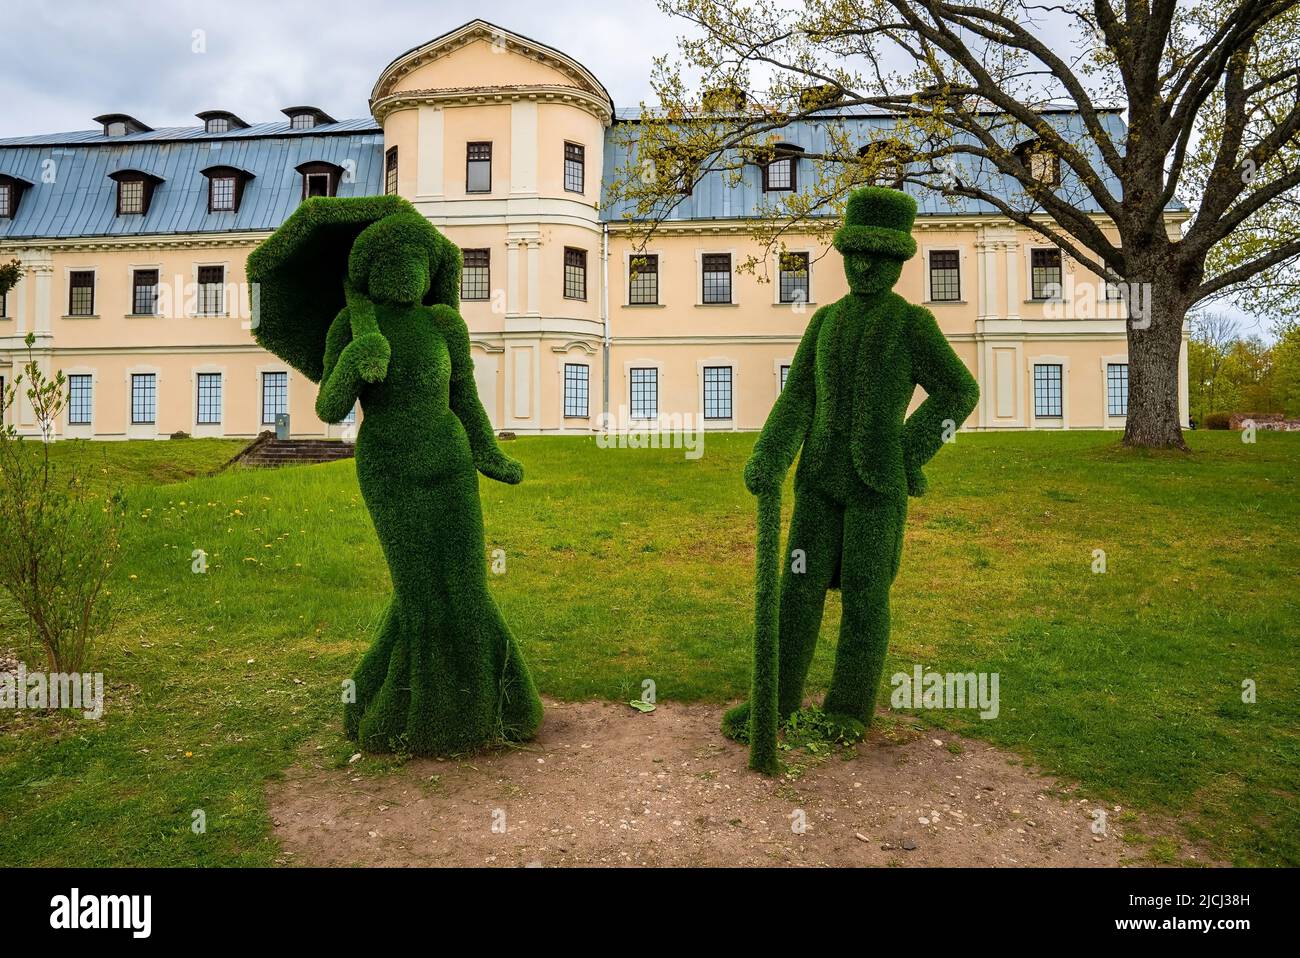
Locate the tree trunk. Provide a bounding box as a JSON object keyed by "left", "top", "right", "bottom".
{"left": 1122, "top": 280, "right": 1190, "bottom": 450}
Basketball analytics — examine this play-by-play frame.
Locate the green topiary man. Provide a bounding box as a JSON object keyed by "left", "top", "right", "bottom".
{"left": 723, "top": 187, "right": 980, "bottom": 773}
{"left": 247, "top": 196, "right": 543, "bottom": 756}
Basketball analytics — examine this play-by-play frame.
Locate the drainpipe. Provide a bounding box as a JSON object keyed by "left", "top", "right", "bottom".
{"left": 601, "top": 222, "right": 610, "bottom": 423}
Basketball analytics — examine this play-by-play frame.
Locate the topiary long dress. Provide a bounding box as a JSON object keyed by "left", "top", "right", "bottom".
{"left": 319, "top": 298, "right": 543, "bottom": 755}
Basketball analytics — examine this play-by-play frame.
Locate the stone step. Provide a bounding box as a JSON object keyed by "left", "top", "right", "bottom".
{"left": 224, "top": 433, "right": 356, "bottom": 469}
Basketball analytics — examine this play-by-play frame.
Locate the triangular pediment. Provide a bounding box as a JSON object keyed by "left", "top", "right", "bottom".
{"left": 371, "top": 20, "right": 613, "bottom": 114}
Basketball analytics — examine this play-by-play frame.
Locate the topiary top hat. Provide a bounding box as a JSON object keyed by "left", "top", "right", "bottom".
{"left": 832, "top": 186, "right": 918, "bottom": 261}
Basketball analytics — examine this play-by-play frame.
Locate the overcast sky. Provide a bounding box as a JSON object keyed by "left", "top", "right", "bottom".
{"left": 0, "top": 0, "right": 679, "bottom": 137}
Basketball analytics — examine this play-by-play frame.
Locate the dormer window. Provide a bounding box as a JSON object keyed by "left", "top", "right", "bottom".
{"left": 108, "top": 169, "right": 162, "bottom": 216}
{"left": 1016, "top": 139, "right": 1060, "bottom": 186}
{"left": 196, "top": 111, "right": 249, "bottom": 135}
{"left": 201, "top": 165, "right": 254, "bottom": 213}
{"left": 761, "top": 144, "right": 802, "bottom": 193}
{"left": 93, "top": 113, "right": 152, "bottom": 138}
{"left": 283, "top": 106, "right": 337, "bottom": 131}
{"left": 296, "top": 161, "right": 343, "bottom": 200}
{"left": 0, "top": 175, "right": 33, "bottom": 219}
{"left": 857, "top": 141, "right": 913, "bottom": 188}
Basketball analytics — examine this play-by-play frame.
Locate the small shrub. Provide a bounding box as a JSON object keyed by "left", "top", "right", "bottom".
{"left": 0, "top": 334, "right": 124, "bottom": 673}
{"left": 170, "top": 431, "right": 191, "bottom": 440}
{"left": 1203, "top": 412, "right": 1232, "bottom": 430}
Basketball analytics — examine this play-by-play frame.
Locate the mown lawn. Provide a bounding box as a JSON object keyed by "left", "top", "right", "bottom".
{"left": 0, "top": 431, "right": 1296, "bottom": 866}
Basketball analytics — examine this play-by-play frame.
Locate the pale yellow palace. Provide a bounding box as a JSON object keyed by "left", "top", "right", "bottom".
{"left": 0, "top": 19, "right": 1190, "bottom": 440}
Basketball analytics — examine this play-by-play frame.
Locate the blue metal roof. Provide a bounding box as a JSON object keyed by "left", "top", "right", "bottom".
{"left": 0, "top": 123, "right": 383, "bottom": 240}
{"left": 600, "top": 109, "right": 1185, "bottom": 220}
{"left": 0, "top": 109, "right": 1181, "bottom": 241}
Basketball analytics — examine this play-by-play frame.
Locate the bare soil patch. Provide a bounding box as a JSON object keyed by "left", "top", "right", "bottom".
{"left": 268, "top": 699, "right": 1214, "bottom": 867}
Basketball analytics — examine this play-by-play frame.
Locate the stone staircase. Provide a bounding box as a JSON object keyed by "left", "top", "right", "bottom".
{"left": 226, "top": 432, "right": 355, "bottom": 469}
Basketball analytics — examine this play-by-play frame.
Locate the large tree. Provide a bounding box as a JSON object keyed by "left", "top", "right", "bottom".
{"left": 608, "top": 0, "right": 1300, "bottom": 448}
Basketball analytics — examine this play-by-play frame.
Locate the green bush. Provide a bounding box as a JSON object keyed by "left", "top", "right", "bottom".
{"left": 1203, "top": 412, "right": 1232, "bottom": 429}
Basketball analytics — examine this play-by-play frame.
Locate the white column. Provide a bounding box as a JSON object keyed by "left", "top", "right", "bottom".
{"left": 526, "top": 239, "right": 541, "bottom": 318}
{"left": 509, "top": 101, "right": 538, "bottom": 197}
{"left": 1003, "top": 240, "right": 1020, "bottom": 320}
{"left": 506, "top": 239, "right": 521, "bottom": 318}
{"left": 416, "top": 106, "right": 444, "bottom": 199}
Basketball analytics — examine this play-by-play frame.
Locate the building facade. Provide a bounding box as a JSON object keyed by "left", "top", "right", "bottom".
{"left": 0, "top": 19, "right": 1190, "bottom": 440}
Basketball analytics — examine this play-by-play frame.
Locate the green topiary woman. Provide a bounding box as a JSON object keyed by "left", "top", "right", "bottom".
{"left": 247, "top": 196, "right": 542, "bottom": 756}
{"left": 724, "top": 187, "right": 980, "bottom": 773}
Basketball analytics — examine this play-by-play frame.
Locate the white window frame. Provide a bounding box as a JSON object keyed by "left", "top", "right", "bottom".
{"left": 64, "top": 367, "right": 97, "bottom": 438}
{"left": 125, "top": 365, "right": 162, "bottom": 439}
{"left": 192, "top": 366, "right": 226, "bottom": 437}
{"left": 922, "top": 246, "right": 965, "bottom": 304}
{"left": 772, "top": 248, "right": 815, "bottom": 307}
{"left": 1027, "top": 354, "right": 1070, "bottom": 428}
{"left": 696, "top": 358, "right": 736, "bottom": 428}
{"left": 1101, "top": 354, "right": 1129, "bottom": 427}
{"left": 697, "top": 249, "right": 737, "bottom": 306}
{"left": 192, "top": 261, "right": 230, "bottom": 318}
{"left": 624, "top": 361, "right": 663, "bottom": 422}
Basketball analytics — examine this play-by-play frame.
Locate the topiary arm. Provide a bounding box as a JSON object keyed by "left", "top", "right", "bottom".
{"left": 432, "top": 304, "right": 523, "bottom": 485}
{"left": 744, "top": 306, "right": 825, "bottom": 495}
{"left": 316, "top": 307, "right": 362, "bottom": 423}
{"left": 900, "top": 306, "right": 979, "bottom": 496}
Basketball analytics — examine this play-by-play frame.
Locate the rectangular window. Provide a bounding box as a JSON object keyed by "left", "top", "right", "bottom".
{"left": 385, "top": 147, "right": 399, "bottom": 195}
{"left": 261, "top": 371, "right": 288, "bottom": 425}
{"left": 929, "top": 250, "right": 961, "bottom": 302}
{"left": 0, "top": 184, "right": 10, "bottom": 218}
{"left": 779, "top": 251, "right": 810, "bottom": 304}
{"left": 466, "top": 142, "right": 492, "bottom": 193}
{"left": 764, "top": 155, "right": 796, "bottom": 192}
{"left": 67, "top": 374, "right": 93, "bottom": 425}
{"left": 118, "top": 179, "right": 144, "bottom": 214}
{"left": 1031, "top": 249, "right": 1063, "bottom": 300}
{"left": 629, "top": 254, "right": 658, "bottom": 305}
{"left": 563, "top": 363, "right": 589, "bottom": 418}
{"left": 209, "top": 176, "right": 236, "bottom": 211}
{"left": 131, "top": 373, "right": 156, "bottom": 424}
{"left": 1, "top": 290, "right": 8, "bottom": 318}
{"left": 68, "top": 271, "right": 95, "bottom": 316}
{"left": 304, "top": 173, "right": 331, "bottom": 198}
{"left": 564, "top": 247, "right": 587, "bottom": 301}
{"left": 703, "top": 366, "right": 733, "bottom": 420}
{"left": 461, "top": 248, "right": 490, "bottom": 301}
{"left": 290, "top": 113, "right": 315, "bottom": 130}
{"left": 1033, "top": 363, "right": 1063, "bottom": 418}
{"left": 1104, "top": 279, "right": 1123, "bottom": 300}
{"left": 132, "top": 269, "right": 159, "bottom": 315}
{"left": 196, "top": 265, "right": 225, "bottom": 316}
{"left": 702, "top": 253, "right": 732, "bottom": 304}
{"left": 780, "top": 364, "right": 790, "bottom": 391}
{"left": 196, "top": 372, "right": 222, "bottom": 425}
{"left": 564, "top": 142, "right": 585, "bottom": 194}
{"left": 630, "top": 368, "right": 658, "bottom": 420}
{"left": 1107, "top": 363, "right": 1129, "bottom": 417}
{"left": 342, "top": 403, "right": 357, "bottom": 424}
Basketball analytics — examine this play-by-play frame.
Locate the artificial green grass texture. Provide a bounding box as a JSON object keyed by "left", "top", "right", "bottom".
{"left": 731, "top": 187, "right": 979, "bottom": 772}
{"left": 248, "top": 198, "right": 542, "bottom": 756}
{"left": 0, "top": 431, "right": 1296, "bottom": 866}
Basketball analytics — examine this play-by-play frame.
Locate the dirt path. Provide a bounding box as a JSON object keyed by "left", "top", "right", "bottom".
{"left": 268, "top": 699, "right": 1211, "bottom": 867}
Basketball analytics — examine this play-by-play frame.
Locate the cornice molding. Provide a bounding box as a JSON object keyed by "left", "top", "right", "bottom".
{"left": 373, "top": 84, "right": 612, "bottom": 125}
{"left": 0, "top": 232, "right": 272, "bottom": 254}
